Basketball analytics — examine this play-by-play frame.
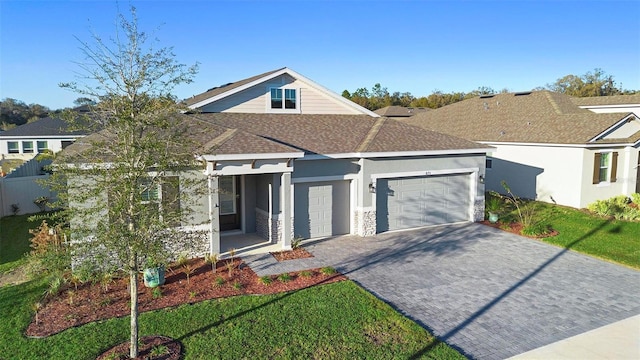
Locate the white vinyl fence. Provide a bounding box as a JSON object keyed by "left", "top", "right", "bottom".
{"left": 0, "top": 174, "right": 55, "bottom": 217}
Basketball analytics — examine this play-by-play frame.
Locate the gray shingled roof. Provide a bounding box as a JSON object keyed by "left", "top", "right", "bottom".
{"left": 0, "top": 116, "right": 87, "bottom": 137}
{"left": 571, "top": 94, "right": 640, "bottom": 106}
{"left": 190, "top": 113, "right": 489, "bottom": 155}
{"left": 373, "top": 106, "right": 430, "bottom": 117}
{"left": 58, "top": 114, "right": 301, "bottom": 163}
{"left": 183, "top": 68, "right": 285, "bottom": 107}
{"left": 402, "top": 91, "right": 639, "bottom": 145}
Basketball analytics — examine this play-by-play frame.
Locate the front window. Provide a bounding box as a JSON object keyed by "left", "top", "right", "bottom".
{"left": 599, "top": 152, "right": 610, "bottom": 183}
{"left": 7, "top": 142, "right": 19, "bottom": 154}
{"left": 269, "top": 88, "right": 298, "bottom": 111}
{"left": 140, "top": 180, "right": 159, "bottom": 202}
{"left": 22, "top": 141, "right": 34, "bottom": 153}
{"left": 37, "top": 141, "right": 48, "bottom": 153}
{"left": 285, "top": 89, "right": 296, "bottom": 109}
{"left": 270, "top": 89, "right": 283, "bottom": 109}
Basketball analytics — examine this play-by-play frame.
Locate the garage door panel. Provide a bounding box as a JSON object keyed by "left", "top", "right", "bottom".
{"left": 377, "top": 174, "right": 471, "bottom": 233}
{"left": 294, "top": 181, "right": 350, "bottom": 239}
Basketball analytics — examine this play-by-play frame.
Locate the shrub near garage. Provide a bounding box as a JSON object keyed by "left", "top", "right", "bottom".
{"left": 587, "top": 194, "right": 640, "bottom": 221}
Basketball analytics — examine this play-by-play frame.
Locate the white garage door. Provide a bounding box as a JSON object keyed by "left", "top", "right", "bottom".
{"left": 376, "top": 174, "right": 471, "bottom": 233}
{"left": 294, "top": 181, "right": 350, "bottom": 239}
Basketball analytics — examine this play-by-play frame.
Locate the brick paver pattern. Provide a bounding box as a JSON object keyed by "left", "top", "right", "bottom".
{"left": 244, "top": 223, "right": 640, "bottom": 360}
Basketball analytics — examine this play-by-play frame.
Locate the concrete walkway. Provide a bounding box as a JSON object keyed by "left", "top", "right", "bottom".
{"left": 508, "top": 314, "right": 640, "bottom": 359}
{"left": 243, "top": 223, "right": 640, "bottom": 360}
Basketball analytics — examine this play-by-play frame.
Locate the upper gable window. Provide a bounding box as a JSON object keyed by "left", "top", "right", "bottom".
{"left": 269, "top": 87, "right": 299, "bottom": 112}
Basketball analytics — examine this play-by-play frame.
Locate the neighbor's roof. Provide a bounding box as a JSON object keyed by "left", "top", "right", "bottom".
{"left": 0, "top": 116, "right": 87, "bottom": 137}
{"left": 570, "top": 93, "right": 640, "bottom": 106}
{"left": 402, "top": 91, "right": 639, "bottom": 145}
{"left": 374, "top": 106, "right": 430, "bottom": 117}
{"left": 190, "top": 113, "right": 490, "bottom": 155}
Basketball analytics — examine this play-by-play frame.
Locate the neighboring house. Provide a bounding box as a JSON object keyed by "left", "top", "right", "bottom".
{"left": 0, "top": 113, "right": 87, "bottom": 160}
{"left": 402, "top": 91, "right": 640, "bottom": 209}
{"left": 570, "top": 94, "right": 640, "bottom": 115}
{"left": 373, "top": 105, "right": 430, "bottom": 119}
{"left": 64, "top": 67, "right": 491, "bottom": 256}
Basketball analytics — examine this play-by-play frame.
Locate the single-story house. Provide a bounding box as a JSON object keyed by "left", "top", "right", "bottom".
{"left": 0, "top": 110, "right": 88, "bottom": 160}
{"left": 571, "top": 94, "right": 640, "bottom": 115}
{"left": 64, "top": 67, "right": 491, "bottom": 256}
{"left": 402, "top": 91, "right": 640, "bottom": 209}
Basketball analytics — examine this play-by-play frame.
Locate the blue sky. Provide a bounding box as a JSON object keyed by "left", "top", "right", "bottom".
{"left": 1, "top": 0, "right": 639, "bottom": 109}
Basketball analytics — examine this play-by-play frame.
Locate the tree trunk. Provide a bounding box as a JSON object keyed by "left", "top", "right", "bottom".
{"left": 129, "top": 254, "right": 138, "bottom": 358}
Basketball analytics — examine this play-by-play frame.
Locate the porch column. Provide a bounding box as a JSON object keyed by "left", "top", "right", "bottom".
{"left": 208, "top": 174, "right": 221, "bottom": 255}
{"left": 281, "top": 172, "right": 292, "bottom": 249}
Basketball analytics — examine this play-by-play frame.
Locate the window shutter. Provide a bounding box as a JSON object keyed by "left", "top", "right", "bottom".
{"left": 593, "top": 153, "right": 601, "bottom": 184}
{"left": 162, "top": 176, "right": 181, "bottom": 227}
{"left": 610, "top": 152, "right": 618, "bottom": 183}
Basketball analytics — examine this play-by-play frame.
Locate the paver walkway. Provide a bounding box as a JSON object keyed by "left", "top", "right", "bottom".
{"left": 244, "top": 222, "right": 640, "bottom": 359}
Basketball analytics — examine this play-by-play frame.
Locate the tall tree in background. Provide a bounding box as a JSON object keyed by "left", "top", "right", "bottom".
{"left": 546, "top": 68, "right": 634, "bottom": 97}
{"left": 0, "top": 98, "right": 50, "bottom": 130}
{"left": 55, "top": 7, "right": 199, "bottom": 358}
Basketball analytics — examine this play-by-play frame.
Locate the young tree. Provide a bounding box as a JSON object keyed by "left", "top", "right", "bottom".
{"left": 55, "top": 7, "right": 201, "bottom": 358}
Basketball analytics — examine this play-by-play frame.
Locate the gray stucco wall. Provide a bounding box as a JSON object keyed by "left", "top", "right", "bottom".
{"left": 292, "top": 158, "right": 360, "bottom": 179}
{"left": 362, "top": 154, "right": 486, "bottom": 208}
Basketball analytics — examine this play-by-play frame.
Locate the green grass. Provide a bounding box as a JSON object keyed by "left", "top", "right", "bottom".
{"left": 1, "top": 215, "right": 37, "bottom": 273}
{"left": 0, "top": 280, "right": 464, "bottom": 360}
{"left": 504, "top": 202, "right": 640, "bottom": 269}
{"left": 0, "top": 212, "right": 60, "bottom": 273}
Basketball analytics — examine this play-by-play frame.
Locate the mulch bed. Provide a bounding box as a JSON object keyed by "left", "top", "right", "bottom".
{"left": 480, "top": 220, "right": 559, "bottom": 238}
{"left": 271, "top": 247, "right": 314, "bottom": 261}
{"left": 26, "top": 252, "right": 346, "bottom": 339}
{"left": 95, "top": 335, "right": 182, "bottom": 360}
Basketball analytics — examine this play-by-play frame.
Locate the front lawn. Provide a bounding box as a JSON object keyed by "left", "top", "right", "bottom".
{"left": 0, "top": 214, "right": 40, "bottom": 273}
{"left": 538, "top": 203, "right": 640, "bottom": 269}
{"left": 0, "top": 279, "right": 463, "bottom": 359}
{"left": 495, "top": 200, "right": 640, "bottom": 269}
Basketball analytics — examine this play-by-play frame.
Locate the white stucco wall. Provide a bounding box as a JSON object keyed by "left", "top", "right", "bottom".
{"left": 579, "top": 146, "right": 639, "bottom": 208}
{"left": 0, "top": 137, "right": 77, "bottom": 157}
{"left": 486, "top": 144, "right": 639, "bottom": 209}
{"left": 486, "top": 144, "right": 585, "bottom": 208}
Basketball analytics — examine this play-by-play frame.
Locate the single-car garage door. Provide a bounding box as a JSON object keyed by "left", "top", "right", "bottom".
{"left": 294, "top": 181, "right": 350, "bottom": 239}
{"left": 376, "top": 174, "right": 471, "bottom": 233}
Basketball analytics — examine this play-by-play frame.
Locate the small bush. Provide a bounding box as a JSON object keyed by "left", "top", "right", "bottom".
{"left": 299, "top": 270, "right": 313, "bottom": 278}
{"left": 631, "top": 193, "right": 640, "bottom": 205}
{"left": 588, "top": 195, "right": 640, "bottom": 221}
{"left": 213, "top": 277, "right": 225, "bottom": 287}
{"left": 232, "top": 281, "right": 242, "bottom": 290}
{"left": 277, "top": 273, "right": 292, "bottom": 283}
{"left": 320, "top": 266, "right": 336, "bottom": 275}
{"left": 521, "top": 223, "right": 552, "bottom": 237}
{"left": 152, "top": 287, "right": 163, "bottom": 299}
{"left": 291, "top": 236, "right": 303, "bottom": 250}
{"left": 150, "top": 345, "right": 169, "bottom": 357}
{"left": 258, "top": 276, "right": 272, "bottom": 286}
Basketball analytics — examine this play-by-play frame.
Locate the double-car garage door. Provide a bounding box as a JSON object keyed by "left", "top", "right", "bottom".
{"left": 294, "top": 181, "right": 350, "bottom": 239}
{"left": 293, "top": 174, "right": 471, "bottom": 238}
{"left": 376, "top": 174, "right": 471, "bottom": 233}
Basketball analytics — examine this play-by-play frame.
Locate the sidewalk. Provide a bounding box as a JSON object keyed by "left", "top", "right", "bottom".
{"left": 508, "top": 314, "right": 640, "bottom": 360}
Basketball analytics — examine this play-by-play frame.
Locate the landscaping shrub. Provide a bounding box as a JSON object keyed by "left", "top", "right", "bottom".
{"left": 587, "top": 195, "right": 640, "bottom": 221}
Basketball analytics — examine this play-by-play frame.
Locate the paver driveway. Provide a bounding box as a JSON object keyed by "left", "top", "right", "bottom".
{"left": 280, "top": 223, "right": 639, "bottom": 359}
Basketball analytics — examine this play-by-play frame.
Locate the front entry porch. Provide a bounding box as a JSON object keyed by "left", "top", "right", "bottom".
{"left": 220, "top": 232, "right": 284, "bottom": 257}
